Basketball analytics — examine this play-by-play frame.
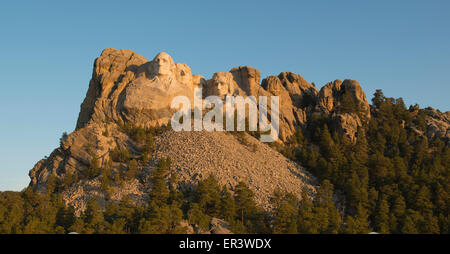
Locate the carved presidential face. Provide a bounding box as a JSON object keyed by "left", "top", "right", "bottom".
{"left": 175, "top": 63, "right": 193, "bottom": 85}
{"left": 212, "top": 73, "right": 235, "bottom": 95}
{"left": 216, "top": 76, "right": 228, "bottom": 93}
{"left": 151, "top": 52, "right": 175, "bottom": 76}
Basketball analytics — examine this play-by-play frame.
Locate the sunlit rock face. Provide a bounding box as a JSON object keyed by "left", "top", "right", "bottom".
{"left": 317, "top": 79, "right": 371, "bottom": 142}
{"left": 277, "top": 72, "right": 318, "bottom": 109}
{"left": 76, "top": 49, "right": 200, "bottom": 129}
{"left": 205, "top": 72, "right": 242, "bottom": 98}
{"left": 29, "top": 48, "right": 386, "bottom": 214}
{"left": 151, "top": 52, "right": 174, "bottom": 77}
{"left": 121, "top": 52, "right": 198, "bottom": 127}
{"left": 230, "top": 66, "right": 262, "bottom": 96}
{"left": 423, "top": 107, "right": 450, "bottom": 145}
{"left": 76, "top": 49, "right": 350, "bottom": 142}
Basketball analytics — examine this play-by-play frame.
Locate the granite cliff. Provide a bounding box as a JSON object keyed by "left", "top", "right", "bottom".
{"left": 28, "top": 48, "right": 449, "bottom": 214}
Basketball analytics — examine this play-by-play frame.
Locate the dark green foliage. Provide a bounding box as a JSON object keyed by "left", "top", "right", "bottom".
{"left": 110, "top": 147, "right": 130, "bottom": 163}
{"left": 233, "top": 182, "right": 270, "bottom": 233}
{"left": 60, "top": 132, "right": 68, "bottom": 146}
{"left": 290, "top": 89, "right": 449, "bottom": 234}
{"left": 194, "top": 175, "right": 221, "bottom": 217}
{"left": 63, "top": 170, "right": 78, "bottom": 188}
{"left": 271, "top": 190, "right": 298, "bottom": 234}
{"left": 149, "top": 158, "right": 171, "bottom": 205}
{"left": 0, "top": 189, "right": 75, "bottom": 234}
{"left": 101, "top": 160, "right": 112, "bottom": 194}
{"left": 117, "top": 123, "right": 160, "bottom": 163}
{"left": 185, "top": 176, "right": 271, "bottom": 233}
{"left": 126, "top": 159, "right": 138, "bottom": 180}
{"left": 374, "top": 196, "right": 390, "bottom": 233}
{"left": 137, "top": 158, "right": 186, "bottom": 234}
{"left": 46, "top": 174, "right": 58, "bottom": 194}
{"left": 234, "top": 182, "right": 256, "bottom": 224}
{"left": 82, "top": 157, "right": 101, "bottom": 179}
{"left": 83, "top": 198, "right": 106, "bottom": 233}
{"left": 187, "top": 203, "right": 211, "bottom": 231}
{"left": 340, "top": 91, "right": 361, "bottom": 114}
{"left": 296, "top": 182, "right": 342, "bottom": 234}
{"left": 267, "top": 182, "right": 344, "bottom": 234}
{"left": 2, "top": 90, "right": 447, "bottom": 234}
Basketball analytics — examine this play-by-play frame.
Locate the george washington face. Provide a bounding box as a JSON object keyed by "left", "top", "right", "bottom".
{"left": 151, "top": 52, "right": 175, "bottom": 76}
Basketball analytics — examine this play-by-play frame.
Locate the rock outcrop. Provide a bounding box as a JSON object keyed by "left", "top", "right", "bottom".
{"left": 277, "top": 72, "right": 318, "bottom": 109}
{"left": 210, "top": 218, "right": 233, "bottom": 234}
{"left": 29, "top": 49, "right": 321, "bottom": 214}
{"left": 204, "top": 68, "right": 319, "bottom": 142}
{"left": 316, "top": 79, "right": 371, "bottom": 142}
{"left": 76, "top": 49, "right": 201, "bottom": 129}
{"left": 424, "top": 107, "right": 450, "bottom": 144}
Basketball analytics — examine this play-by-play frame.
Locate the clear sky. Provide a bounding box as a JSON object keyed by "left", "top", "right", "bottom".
{"left": 0, "top": 0, "right": 449, "bottom": 191}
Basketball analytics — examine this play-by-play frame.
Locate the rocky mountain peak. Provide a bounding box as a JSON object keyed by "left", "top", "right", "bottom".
{"left": 76, "top": 49, "right": 202, "bottom": 130}
{"left": 28, "top": 48, "right": 381, "bottom": 213}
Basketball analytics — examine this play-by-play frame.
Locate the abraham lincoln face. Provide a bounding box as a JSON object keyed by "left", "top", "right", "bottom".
{"left": 211, "top": 73, "right": 236, "bottom": 95}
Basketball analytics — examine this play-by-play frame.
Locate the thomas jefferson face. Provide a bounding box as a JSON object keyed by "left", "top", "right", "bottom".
{"left": 152, "top": 52, "right": 174, "bottom": 76}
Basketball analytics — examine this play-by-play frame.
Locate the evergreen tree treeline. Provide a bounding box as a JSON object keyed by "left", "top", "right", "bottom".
{"left": 0, "top": 90, "right": 448, "bottom": 234}
{"left": 290, "top": 90, "right": 449, "bottom": 234}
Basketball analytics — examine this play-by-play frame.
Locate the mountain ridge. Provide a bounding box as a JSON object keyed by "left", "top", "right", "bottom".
{"left": 28, "top": 48, "right": 450, "bottom": 215}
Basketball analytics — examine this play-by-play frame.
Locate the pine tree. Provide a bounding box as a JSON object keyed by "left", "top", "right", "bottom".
{"left": 401, "top": 215, "right": 418, "bottom": 234}
{"left": 415, "top": 186, "right": 434, "bottom": 216}
{"left": 149, "top": 158, "right": 170, "bottom": 205}
{"left": 187, "top": 203, "right": 211, "bottom": 231}
{"left": 314, "top": 180, "right": 341, "bottom": 233}
{"left": 84, "top": 198, "right": 106, "bottom": 233}
{"left": 56, "top": 205, "right": 76, "bottom": 232}
{"left": 60, "top": 132, "right": 68, "bottom": 146}
{"left": 101, "top": 161, "right": 112, "bottom": 194}
{"left": 195, "top": 175, "right": 221, "bottom": 217}
{"left": 372, "top": 89, "right": 385, "bottom": 109}
{"left": 234, "top": 182, "right": 256, "bottom": 226}
{"left": 340, "top": 92, "right": 358, "bottom": 114}
{"left": 271, "top": 191, "right": 298, "bottom": 234}
{"left": 46, "top": 174, "right": 58, "bottom": 195}
{"left": 83, "top": 156, "right": 100, "bottom": 179}
{"left": 219, "top": 186, "right": 236, "bottom": 221}
{"left": 374, "top": 196, "right": 390, "bottom": 233}
{"left": 168, "top": 172, "right": 182, "bottom": 205}
{"left": 343, "top": 204, "right": 370, "bottom": 234}
{"left": 297, "top": 188, "right": 318, "bottom": 234}
{"left": 319, "top": 125, "right": 336, "bottom": 159}
{"left": 167, "top": 202, "right": 186, "bottom": 233}
{"left": 63, "top": 170, "right": 75, "bottom": 188}
{"left": 126, "top": 159, "right": 138, "bottom": 180}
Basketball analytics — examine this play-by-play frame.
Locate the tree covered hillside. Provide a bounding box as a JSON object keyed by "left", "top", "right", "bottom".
{"left": 0, "top": 90, "right": 448, "bottom": 234}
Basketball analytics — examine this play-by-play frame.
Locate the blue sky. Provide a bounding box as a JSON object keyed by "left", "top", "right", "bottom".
{"left": 0, "top": 0, "right": 449, "bottom": 191}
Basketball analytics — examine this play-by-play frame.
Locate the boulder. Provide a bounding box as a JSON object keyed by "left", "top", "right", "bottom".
{"left": 210, "top": 218, "right": 232, "bottom": 234}
{"left": 424, "top": 107, "right": 450, "bottom": 144}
